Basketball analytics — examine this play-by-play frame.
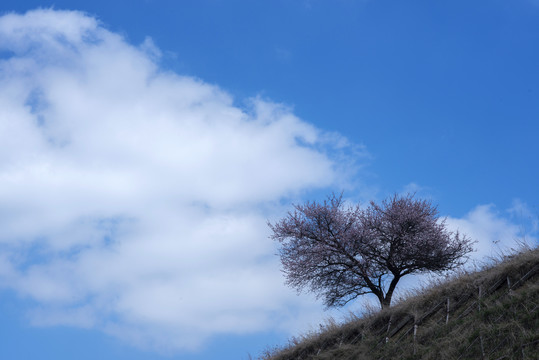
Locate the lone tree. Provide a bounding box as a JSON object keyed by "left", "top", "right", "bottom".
{"left": 269, "top": 193, "right": 473, "bottom": 309}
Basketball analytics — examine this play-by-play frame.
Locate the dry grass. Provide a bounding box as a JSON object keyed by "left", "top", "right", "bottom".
{"left": 260, "top": 246, "right": 539, "bottom": 360}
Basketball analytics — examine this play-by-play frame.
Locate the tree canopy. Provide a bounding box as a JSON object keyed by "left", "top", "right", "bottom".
{"left": 269, "top": 194, "right": 473, "bottom": 309}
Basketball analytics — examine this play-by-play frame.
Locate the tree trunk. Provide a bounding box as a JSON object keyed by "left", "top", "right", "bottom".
{"left": 381, "top": 295, "right": 393, "bottom": 309}
{"left": 379, "top": 274, "right": 401, "bottom": 309}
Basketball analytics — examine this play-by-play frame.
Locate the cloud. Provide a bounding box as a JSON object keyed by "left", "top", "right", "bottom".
{"left": 0, "top": 9, "right": 355, "bottom": 352}
{"left": 446, "top": 203, "right": 538, "bottom": 263}
{"left": 508, "top": 199, "right": 539, "bottom": 234}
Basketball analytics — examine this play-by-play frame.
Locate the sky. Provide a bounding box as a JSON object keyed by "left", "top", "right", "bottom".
{"left": 0, "top": 1, "right": 538, "bottom": 359}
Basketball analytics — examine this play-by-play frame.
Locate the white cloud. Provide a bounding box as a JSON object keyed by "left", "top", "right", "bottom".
{"left": 446, "top": 203, "right": 538, "bottom": 263}
{"left": 508, "top": 198, "right": 539, "bottom": 234}
{"left": 0, "top": 9, "right": 355, "bottom": 352}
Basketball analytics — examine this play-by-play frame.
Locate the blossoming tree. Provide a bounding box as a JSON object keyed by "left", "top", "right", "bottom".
{"left": 269, "top": 193, "right": 473, "bottom": 309}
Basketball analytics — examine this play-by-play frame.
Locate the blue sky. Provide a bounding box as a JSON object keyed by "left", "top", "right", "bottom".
{"left": 0, "top": 1, "right": 538, "bottom": 359}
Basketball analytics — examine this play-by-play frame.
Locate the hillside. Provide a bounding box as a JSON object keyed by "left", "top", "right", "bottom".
{"left": 261, "top": 247, "right": 539, "bottom": 360}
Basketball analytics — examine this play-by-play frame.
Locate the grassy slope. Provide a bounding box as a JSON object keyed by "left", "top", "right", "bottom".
{"left": 262, "top": 248, "right": 539, "bottom": 360}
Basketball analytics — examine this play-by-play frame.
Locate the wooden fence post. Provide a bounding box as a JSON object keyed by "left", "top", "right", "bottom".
{"left": 413, "top": 321, "right": 418, "bottom": 355}
{"left": 385, "top": 315, "right": 392, "bottom": 343}
{"left": 507, "top": 276, "right": 514, "bottom": 295}
{"left": 446, "top": 298, "right": 450, "bottom": 325}
{"left": 478, "top": 285, "right": 485, "bottom": 359}
{"left": 478, "top": 285, "right": 482, "bottom": 311}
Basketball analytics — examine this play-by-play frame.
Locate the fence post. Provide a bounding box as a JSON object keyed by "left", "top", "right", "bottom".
{"left": 446, "top": 298, "right": 450, "bottom": 325}
{"left": 507, "top": 276, "right": 514, "bottom": 296}
{"left": 385, "top": 315, "right": 392, "bottom": 343}
{"left": 478, "top": 286, "right": 482, "bottom": 311}
{"left": 413, "top": 320, "right": 418, "bottom": 355}
{"left": 478, "top": 285, "right": 485, "bottom": 359}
